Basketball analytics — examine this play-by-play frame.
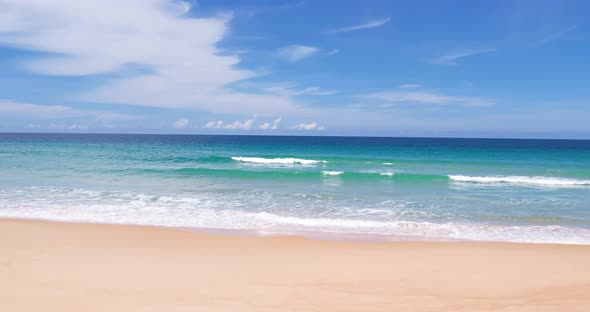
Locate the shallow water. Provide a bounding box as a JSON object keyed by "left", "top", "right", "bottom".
{"left": 1, "top": 133, "right": 590, "bottom": 244}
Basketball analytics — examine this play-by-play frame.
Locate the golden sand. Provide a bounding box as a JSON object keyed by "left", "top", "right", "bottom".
{"left": 1, "top": 219, "right": 589, "bottom": 311}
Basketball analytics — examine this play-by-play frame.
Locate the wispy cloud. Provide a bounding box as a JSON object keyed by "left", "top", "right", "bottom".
{"left": 536, "top": 26, "right": 577, "bottom": 46}
{"left": 0, "top": 101, "right": 79, "bottom": 117}
{"left": 0, "top": 100, "right": 141, "bottom": 121}
{"left": 237, "top": 82, "right": 338, "bottom": 97}
{"left": 399, "top": 84, "right": 420, "bottom": 89}
{"left": 277, "top": 45, "right": 319, "bottom": 62}
{"left": 431, "top": 48, "right": 496, "bottom": 65}
{"left": 367, "top": 90, "right": 494, "bottom": 107}
{"left": 325, "top": 49, "right": 340, "bottom": 56}
{"left": 261, "top": 85, "right": 338, "bottom": 96}
{"left": 295, "top": 87, "right": 338, "bottom": 96}
{"left": 328, "top": 17, "right": 391, "bottom": 33}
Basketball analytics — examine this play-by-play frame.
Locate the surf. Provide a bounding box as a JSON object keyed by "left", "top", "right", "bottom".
{"left": 232, "top": 156, "right": 327, "bottom": 165}
{"left": 449, "top": 175, "right": 590, "bottom": 187}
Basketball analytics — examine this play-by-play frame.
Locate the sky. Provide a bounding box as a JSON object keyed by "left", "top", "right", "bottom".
{"left": 0, "top": 0, "right": 589, "bottom": 138}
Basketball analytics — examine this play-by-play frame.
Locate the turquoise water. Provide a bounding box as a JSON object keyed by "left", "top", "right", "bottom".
{"left": 1, "top": 133, "right": 590, "bottom": 244}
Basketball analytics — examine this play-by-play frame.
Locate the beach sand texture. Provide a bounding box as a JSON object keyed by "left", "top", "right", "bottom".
{"left": 1, "top": 218, "right": 590, "bottom": 311}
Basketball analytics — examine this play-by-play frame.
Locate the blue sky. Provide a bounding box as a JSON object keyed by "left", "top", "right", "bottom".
{"left": 0, "top": 0, "right": 589, "bottom": 138}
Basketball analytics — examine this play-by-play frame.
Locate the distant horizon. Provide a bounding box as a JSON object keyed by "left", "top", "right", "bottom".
{"left": 2, "top": 131, "right": 589, "bottom": 141}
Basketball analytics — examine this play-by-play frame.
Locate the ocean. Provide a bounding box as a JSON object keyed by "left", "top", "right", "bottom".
{"left": 1, "top": 133, "right": 590, "bottom": 244}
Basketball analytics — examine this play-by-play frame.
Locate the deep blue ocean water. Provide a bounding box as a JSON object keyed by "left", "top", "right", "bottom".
{"left": 1, "top": 133, "right": 590, "bottom": 243}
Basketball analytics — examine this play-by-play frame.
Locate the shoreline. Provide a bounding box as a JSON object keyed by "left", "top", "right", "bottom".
{"left": 4, "top": 215, "right": 589, "bottom": 245}
{"left": 4, "top": 215, "right": 469, "bottom": 244}
{"left": 2, "top": 218, "right": 590, "bottom": 311}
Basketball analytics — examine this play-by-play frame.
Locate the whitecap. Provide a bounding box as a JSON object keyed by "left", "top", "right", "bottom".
{"left": 449, "top": 175, "right": 590, "bottom": 187}
{"left": 322, "top": 170, "right": 343, "bottom": 176}
{"left": 232, "top": 156, "right": 326, "bottom": 165}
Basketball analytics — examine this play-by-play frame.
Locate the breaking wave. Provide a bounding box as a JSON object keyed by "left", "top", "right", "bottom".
{"left": 232, "top": 156, "right": 326, "bottom": 165}
{"left": 449, "top": 175, "right": 590, "bottom": 187}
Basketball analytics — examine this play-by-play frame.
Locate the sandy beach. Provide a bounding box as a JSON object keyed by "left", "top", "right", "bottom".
{"left": 1, "top": 218, "right": 589, "bottom": 311}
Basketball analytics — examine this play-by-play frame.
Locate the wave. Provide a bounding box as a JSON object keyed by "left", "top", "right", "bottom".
{"left": 142, "top": 167, "right": 320, "bottom": 179}
{"left": 322, "top": 170, "right": 343, "bottom": 176}
{"left": 449, "top": 175, "right": 590, "bottom": 187}
{"left": 241, "top": 212, "right": 590, "bottom": 245}
{"left": 137, "top": 167, "right": 448, "bottom": 181}
{"left": 165, "top": 155, "right": 231, "bottom": 164}
{"left": 97, "top": 166, "right": 590, "bottom": 187}
{"left": 362, "top": 170, "right": 395, "bottom": 176}
{"left": 232, "top": 156, "right": 326, "bottom": 165}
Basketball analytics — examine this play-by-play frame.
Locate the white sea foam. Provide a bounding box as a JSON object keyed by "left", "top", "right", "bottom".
{"left": 2, "top": 186, "right": 590, "bottom": 245}
{"left": 232, "top": 156, "right": 326, "bottom": 165}
{"left": 449, "top": 175, "right": 590, "bottom": 187}
{"left": 322, "top": 170, "right": 343, "bottom": 176}
{"left": 3, "top": 201, "right": 590, "bottom": 245}
{"left": 361, "top": 170, "right": 395, "bottom": 176}
{"left": 382, "top": 162, "right": 394, "bottom": 166}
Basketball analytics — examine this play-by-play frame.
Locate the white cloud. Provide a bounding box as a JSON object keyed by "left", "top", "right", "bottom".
{"left": 399, "top": 84, "right": 420, "bottom": 89}
{"left": 0, "top": 0, "right": 299, "bottom": 115}
{"left": 431, "top": 48, "right": 496, "bottom": 65}
{"left": 172, "top": 118, "right": 189, "bottom": 129}
{"left": 277, "top": 45, "right": 319, "bottom": 62}
{"left": 259, "top": 117, "right": 282, "bottom": 129}
{"left": 328, "top": 17, "right": 391, "bottom": 33}
{"left": 206, "top": 117, "right": 281, "bottom": 130}
{"left": 294, "top": 121, "right": 324, "bottom": 130}
{"left": 204, "top": 118, "right": 255, "bottom": 129}
{"left": 368, "top": 90, "right": 494, "bottom": 107}
{"left": 225, "top": 119, "right": 255, "bottom": 130}
{"left": 205, "top": 120, "right": 224, "bottom": 128}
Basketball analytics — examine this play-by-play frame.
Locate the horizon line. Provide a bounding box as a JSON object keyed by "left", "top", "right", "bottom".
{"left": 1, "top": 131, "right": 589, "bottom": 141}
